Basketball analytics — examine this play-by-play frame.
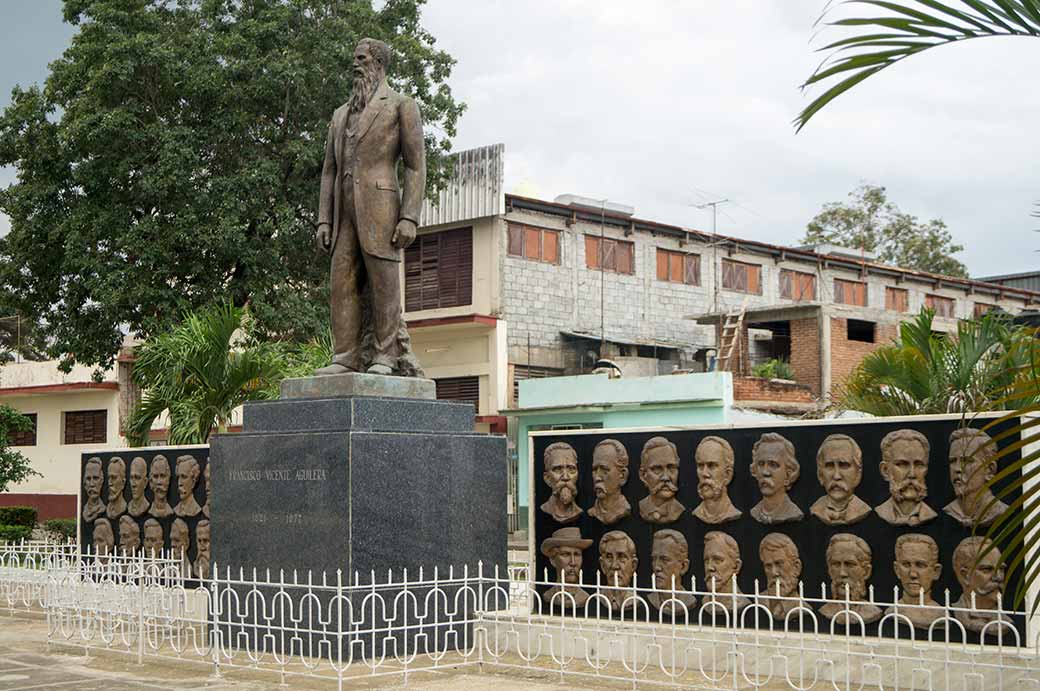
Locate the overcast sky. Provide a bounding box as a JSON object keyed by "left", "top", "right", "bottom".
{"left": 2, "top": 1, "right": 1037, "bottom": 277}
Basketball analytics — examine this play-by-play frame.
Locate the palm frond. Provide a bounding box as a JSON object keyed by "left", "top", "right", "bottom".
{"left": 796, "top": 0, "right": 1040, "bottom": 131}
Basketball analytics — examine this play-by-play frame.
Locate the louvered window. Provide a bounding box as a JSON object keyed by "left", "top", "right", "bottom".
{"left": 404, "top": 227, "right": 473, "bottom": 311}
{"left": 436, "top": 377, "right": 480, "bottom": 408}
{"left": 507, "top": 223, "right": 560, "bottom": 264}
{"left": 512, "top": 365, "right": 563, "bottom": 405}
{"left": 974, "top": 302, "right": 995, "bottom": 318}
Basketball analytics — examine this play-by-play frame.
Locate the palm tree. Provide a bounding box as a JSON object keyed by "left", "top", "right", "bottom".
{"left": 841, "top": 308, "right": 1038, "bottom": 415}
{"left": 124, "top": 303, "right": 287, "bottom": 446}
{"left": 796, "top": 0, "right": 1040, "bottom": 132}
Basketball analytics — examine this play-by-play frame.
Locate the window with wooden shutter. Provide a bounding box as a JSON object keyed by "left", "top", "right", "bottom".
{"left": 974, "top": 302, "right": 995, "bottom": 318}
{"left": 885, "top": 287, "right": 909, "bottom": 312}
{"left": 436, "top": 376, "right": 480, "bottom": 408}
{"left": 404, "top": 227, "right": 473, "bottom": 311}
{"left": 925, "top": 293, "right": 956, "bottom": 318}
{"left": 10, "top": 413, "right": 37, "bottom": 446}
{"left": 64, "top": 410, "right": 107, "bottom": 444}
{"left": 834, "top": 278, "right": 868, "bottom": 307}
{"left": 779, "top": 270, "right": 815, "bottom": 301}
{"left": 721, "top": 259, "right": 762, "bottom": 294}
{"left": 584, "top": 235, "right": 634, "bottom": 274}
{"left": 507, "top": 223, "right": 561, "bottom": 264}
{"left": 655, "top": 249, "right": 701, "bottom": 285}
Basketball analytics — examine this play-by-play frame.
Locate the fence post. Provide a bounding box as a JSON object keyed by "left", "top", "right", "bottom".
{"left": 137, "top": 548, "right": 145, "bottom": 665}
{"left": 209, "top": 563, "right": 223, "bottom": 679}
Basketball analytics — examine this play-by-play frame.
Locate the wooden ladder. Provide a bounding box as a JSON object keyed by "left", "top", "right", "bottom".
{"left": 716, "top": 299, "right": 748, "bottom": 373}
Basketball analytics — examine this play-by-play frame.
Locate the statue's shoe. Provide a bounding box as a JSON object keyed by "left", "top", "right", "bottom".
{"left": 313, "top": 363, "right": 355, "bottom": 376}
{"left": 366, "top": 363, "right": 393, "bottom": 375}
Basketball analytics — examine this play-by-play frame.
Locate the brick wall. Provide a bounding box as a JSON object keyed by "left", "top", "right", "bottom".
{"left": 789, "top": 317, "right": 821, "bottom": 395}
{"left": 829, "top": 317, "right": 898, "bottom": 397}
{"left": 732, "top": 376, "right": 814, "bottom": 403}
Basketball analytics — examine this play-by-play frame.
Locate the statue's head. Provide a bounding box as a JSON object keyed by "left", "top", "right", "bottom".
{"left": 354, "top": 38, "right": 391, "bottom": 80}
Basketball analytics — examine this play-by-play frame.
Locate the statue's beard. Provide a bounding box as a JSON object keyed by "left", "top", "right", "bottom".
{"left": 349, "top": 67, "right": 382, "bottom": 115}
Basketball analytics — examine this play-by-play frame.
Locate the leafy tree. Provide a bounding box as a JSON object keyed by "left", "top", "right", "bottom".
{"left": 803, "top": 184, "right": 968, "bottom": 277}
{"left": 841, "top": 308, "right": 1038, "bottom": 416}
{"left": 0, "top": 405, "right": 39, "bottom": 494}
{"left": 0, "top": 0, "right": 463, "bottom": 371}
{"left": 124, "top": 302, "right": 287, "bottom": 446}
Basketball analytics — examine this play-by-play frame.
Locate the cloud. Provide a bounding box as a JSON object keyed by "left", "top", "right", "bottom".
{"left": 421, "top": 0, "right": 1040, "bottom": 276}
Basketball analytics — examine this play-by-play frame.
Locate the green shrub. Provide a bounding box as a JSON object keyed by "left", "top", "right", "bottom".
{"left": 43, "top": 518, "right": 77, "bottom": 541}
{"left": 0, "top": 524, "right": 33, "bottom": 542}
{"left": 752, "top": 358, "right": 795, "bottom": 381}
{"left": 0, "top": 506, "right": 37, "bottom": 528}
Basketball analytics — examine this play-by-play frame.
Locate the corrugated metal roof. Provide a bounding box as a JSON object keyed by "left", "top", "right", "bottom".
{"left": 420, "top": 144, "right": 504, "bottom": 226}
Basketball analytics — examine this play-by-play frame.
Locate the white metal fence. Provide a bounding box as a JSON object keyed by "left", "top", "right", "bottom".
{"left": 3, "top": 542, "right": 1039, "bottom": 690}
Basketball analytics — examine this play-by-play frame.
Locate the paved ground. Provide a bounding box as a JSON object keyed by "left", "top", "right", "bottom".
{"left": 0, "top": 616, "right": 594, "bottom": 691}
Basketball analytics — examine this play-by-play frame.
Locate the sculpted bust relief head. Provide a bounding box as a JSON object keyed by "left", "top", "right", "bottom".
{"left": 810, "top": 435, "right": 871, "bottom": 525}
{"left": 148, "top": 455, "right": 174, "bottom": 518}
{"left": 83, "top": 458, "right": 103, "bottom": 501}
{"left": 589, "top": 439, "right": 631, "bottom": 525}
{"left": 750, "top": 433, "right": 803, "bottom": 524}
{"left": 692, "top": 437, "right": 741, "bottom": 524}
{"left": 759, "top": 532, "right": 801, "bottom": 599}
{"left": 539, "top": 527, "right": 592, "bottom": 608}
{"left": 174, "top": 455, "right": 203, "bottom": 517}
{"left": 142, "top": 519, "right": 164, "bottom": 556}
{"left": 599, "top": 530, "right": 638, "bottom": 588}
{"left": 638, "top": 437, "right": 685, "bottom": 524}
{"left": 945, "top": 428, "right": 1007, "bottom": 527}
{"left": 540, "top": 442, "right": 582, "bottom": 524}
{"left": 703, "top": 531, "right": 742, "bottom": 592}
{"left": 651, "top": 530, "right": 689, "bottom": 591}
{"left": 92, "top": 518, "right": 114, "bottom": 556}
{"left": 118, "top": 515, "right": 140, "bottom": 554}
{"left": 877, "top": 429, "right": 936, "bottom": 526}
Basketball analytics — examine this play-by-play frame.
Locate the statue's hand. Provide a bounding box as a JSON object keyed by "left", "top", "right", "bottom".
{"left": 392, "top": 219, "right": 417, "bottom": 250}
{"left": 316, "top": 224, "right": 332, "bottom": 252}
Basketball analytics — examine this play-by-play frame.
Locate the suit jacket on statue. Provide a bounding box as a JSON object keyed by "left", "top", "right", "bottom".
{"left": 318, "top": 80, "right": 426, "bottom": 261}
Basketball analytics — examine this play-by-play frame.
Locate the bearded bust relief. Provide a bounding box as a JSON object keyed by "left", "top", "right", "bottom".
{"left": 819, "top": 534, "right": 882, "bottom": 625}
{"left": 540, "top": 527, "right": 593, "bottom": 609}
{"left": 105, "top": 456, "right": 128, "bottom": 519}
{"left": 540, "top": 442, "right": 582, "bottom": 524}
{"left": 598, "top": 530, "right": 646, "bottom": 613}
{"left": 701, "top": 531, "right": 749, "bottom": 614}
{"left": 195, "top": 520, "right": 212, "bottom": 580}
{"left": 750, "top": 433, "right": 803, "bottom": 525}
{"left": 945, "top": 428, "right": 1008, "bottom": 528}
{"left": 952, "top": 536, "right": 1008, "bottom": 635}
{"left": 648, "top": 530, "right": 698, "bottom": 617}
{"left": 885, "top": 533, "right": 945, "bottom": 629}
{"left": 638, "top": 437, "right": 685, "bottom": 524}
{"left": 118, "top": 515, "right": 140, "bottom": 555}
{"left": 173, "top": 454, "right": 203, "bottom": 518}
{"left": 148, "top": 455, "right": 174, "bottom": 519}
{"left": 82, "top": 457, "right": 105, "bottom": 523}
{"left": 691, "top": 436, "right": 741, "bottom": 525}
{"left": 810, "top": 435, "right": 872, "bottom": 526}
{"left": 876, "top": 429, "right": 937, "bottom": 527}
{"left": 588, "top": 439, "right": 631, "bottom": 525}
{"left": 142, "top": 518, "right": 164, "bottom": 557}
{"left": 759, "top": 532, "right": 804, "bottom": 620}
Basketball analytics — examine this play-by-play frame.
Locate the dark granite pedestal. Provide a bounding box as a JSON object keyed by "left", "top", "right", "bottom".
{"left": 209, "top": 379, "right": 506, "bottom": 658}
